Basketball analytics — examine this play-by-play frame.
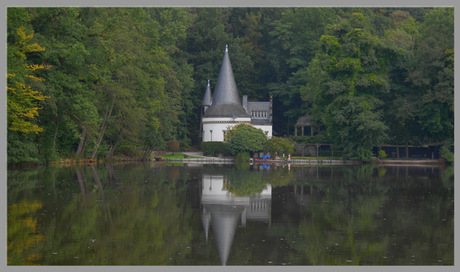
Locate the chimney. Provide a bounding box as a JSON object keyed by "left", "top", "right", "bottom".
{"left": 242, "top": 95, "right": 248, "bottom": 112}
{"left": 269, "top": 95, "right": 273, "bottom": 124}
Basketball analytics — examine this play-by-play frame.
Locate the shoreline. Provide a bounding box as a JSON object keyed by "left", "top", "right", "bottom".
{"left": 7, "top": 153, "right": 445, "bottom": 168}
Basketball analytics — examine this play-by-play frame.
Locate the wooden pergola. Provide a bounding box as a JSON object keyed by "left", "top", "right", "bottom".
{"left": 294, "top": 113, "right": 319, "bottom": 136}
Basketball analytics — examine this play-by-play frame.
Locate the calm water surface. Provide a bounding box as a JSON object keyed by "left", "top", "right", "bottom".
{"left": 7, "top": 163, "right": 454, "bottom": 265}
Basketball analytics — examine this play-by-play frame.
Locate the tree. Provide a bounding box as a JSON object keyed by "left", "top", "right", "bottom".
{"left": 407, "top": 8, "right": 454, "bottom": 145}
{"left": 264, "top": 136, "right": 294, "bottom": 156}
{"left": 168, "top": 140, "right": 180, "bottom": 154}
{"left": 7, "top": 25, "right": 49, "bottom": 134}
{"left": 226, "top": 124, "right": 267, "bottom": 156}
{"left": 380, "top": 10, "right": 421, "bottom": 157}
{"left": 7, "top": 9, "right": 52, "bottom": 163}
{"left": 301, "top": 11, "right": 390, "bottom": 161}
{"left": 267, "top": 8, "right": 336, "bottom": 135}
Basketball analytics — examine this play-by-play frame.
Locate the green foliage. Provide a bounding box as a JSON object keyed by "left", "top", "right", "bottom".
{"left": 235, "top": 152, "right": 250, "bottom": 162}
{"left": 292, "top": 134, "right": 332, "bottom": 144}
{"left": 319, "top": 150, "right": 343, "bottom": 157}
{"left": 6, "top": 7, "right": 454, "bottom": 163}
{"left": 268, "top": 8, "right": 336, "bottom": 134}
{"left": 226, "top": 124, "right": 267, "bottom": 156}
{"left": 302, "top": 11, "right": 391, "bottom": 161}
{"left": 201, "top": 142, "right": 231, "bottom": 157}
{"left": 7, "top": 131, "right": 43, "bottom": 164}
{"left": 226, "top": 168, "right": 268, "bottom": 196}
{"left": 7, "top": 24, "right": 49, "bottom": 135}
{"left": 440, "top": 144, "right": 454, "bottom": 164}
{"left": 168, "top": 140, "right": 180, "bottom": 154}
{"left": 7, "top": 7, "right": 195, "bottom": 162}
{"left": 264, "top": 136, "right": 294, "bottom": 156}
{"left": 378, "top": 149, "right": 387, "bottom": 159}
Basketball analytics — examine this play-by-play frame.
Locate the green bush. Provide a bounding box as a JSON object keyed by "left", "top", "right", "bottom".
{"left": 378, "top": 149, "right": 388, "bottom": 159}
{"left": 265, "top": 136, "right": 294, "bottom": 156}
{"left": 226, "top": 124, "right": 267, "bottom": 155}
{"left": 168, "top": 140, "right": 180, "bottom": 154}
{"left": 235, "top": 152, "right": 250, "bottom": 162}
{"left": 292, "top": 134, "right": 332, "bottom": 144}
{"left": 201, "top": 142, "right": 231, "bottom": 156}
{"left": 115, "top": 142, "right": 142, "bottom": 157}
{"left": 319, "top": 150, "right": 343, "bottom": 157}
{"left": 440, "top": 144, "right": 454, "bottom": 164}
{"left": 7, "top": 132, "right": 44, "bottom": 164}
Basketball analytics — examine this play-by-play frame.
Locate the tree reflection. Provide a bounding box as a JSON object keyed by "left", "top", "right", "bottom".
{"left": 7, "top": 164, "right": 453, "bottom": 265}
{"left": 287, "top": 165, "right": 454, "bottom": 265}
{"left": 8, "top": 164, "right": 195, "bottom": 265}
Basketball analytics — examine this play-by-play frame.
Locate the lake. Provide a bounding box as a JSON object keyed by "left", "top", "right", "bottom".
{"left": 7, "top": 162, "right": 454, "bottom": 265}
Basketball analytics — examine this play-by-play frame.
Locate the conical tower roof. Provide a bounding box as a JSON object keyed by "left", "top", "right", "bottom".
{"left": 203, "top": 45, "right": 250, "bottom": 118}
{"left": 202, "top": 80, "right": 212, "bottom": 106}
{"left": 210, "top": 205, "right": 242, "bottom": 266}
{"left": 201, "top": 209, "right": 211, "bottom": 242}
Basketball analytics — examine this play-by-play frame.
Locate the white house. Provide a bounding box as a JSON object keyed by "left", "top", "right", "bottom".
{"left": 201, "top": 45, "right": 272, "bottom": 142}
{"left": 201, "top": 173, "right": 272, "bottom": 265}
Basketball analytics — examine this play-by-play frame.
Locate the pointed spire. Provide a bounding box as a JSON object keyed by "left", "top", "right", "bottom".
{"left": 211, "top": 45, "right": 241, "bottom": 106}
{"left": 202, "top": 80, "right": 212, "bottom": 107}
{"left": 201, "top": 209, "right": 211, "bottom": 242}
{"left": 202, "top": 46, "right": 250, "bottom": 118}
{"left": 211, "top": 207, "right": 241, "bottom": 266}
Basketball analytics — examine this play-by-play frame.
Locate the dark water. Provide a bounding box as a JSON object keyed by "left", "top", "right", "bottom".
{"left": 7, "top": 163, "right": 454, "bottom": 265}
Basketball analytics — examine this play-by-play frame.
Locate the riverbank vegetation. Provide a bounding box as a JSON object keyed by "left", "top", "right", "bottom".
{"left": 7, "top": 7, "right": 453, "bottom": 163}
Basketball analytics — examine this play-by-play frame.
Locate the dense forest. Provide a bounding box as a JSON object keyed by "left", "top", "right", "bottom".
{"left": 7, "top": 7, "right": 454, "bottom": 163}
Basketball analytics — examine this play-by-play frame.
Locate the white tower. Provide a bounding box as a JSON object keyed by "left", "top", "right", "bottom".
{"left": 202, "top": 46, "right": 251, "bottom": 142}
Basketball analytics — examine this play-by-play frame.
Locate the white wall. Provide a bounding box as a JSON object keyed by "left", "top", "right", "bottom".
{"left": 202, "top": 117, "right": 251, "bottom": 142}
{"left": 202, "top": 117, "right": 272, "bottom": 142}
{"left": 253, "top": 124, "right": 272, "bottom": 139}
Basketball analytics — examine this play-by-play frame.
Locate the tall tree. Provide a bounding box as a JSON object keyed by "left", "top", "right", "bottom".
{"left": 407, "top": 8, "right": 454, "bottom": 145}
{"left": 302, "top": 11, "right": 390, "bottom": 161}
{"left": 268, "top": 8, "right": 336, "bottom": 135}
{"left": 380, "top": 10, "right": 421, "bottom": 157}
{"left": 7, "top": 8, "right": 51, "bottom": 163}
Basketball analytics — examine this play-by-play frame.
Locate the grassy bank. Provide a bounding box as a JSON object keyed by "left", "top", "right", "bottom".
{"left": 160, "top": 153, "right": 201, "bottom": 160}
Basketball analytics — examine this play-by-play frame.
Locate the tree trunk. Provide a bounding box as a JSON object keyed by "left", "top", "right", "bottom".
{"left": 91, "top": 166, "right": 114, "bottom": 230}
{"left": 91, "top": 99, "right": 115, "bottom": 159}
{"left": 396, "top": 143, "right": 399, "bottom": 159}
{"left": 75, "top": 128, "right": 87, "bottom": 157}
{"left": 142, "top": 146, "right": 153, "bottom": 161}
{"left": 75, "top": 168, "right": 87, "bottom": 208}
{"left": 106, "top": 140, "right": 118, "bottom": 159}
{"left": 52, "top": 119, "right": 59, "bottom": 153}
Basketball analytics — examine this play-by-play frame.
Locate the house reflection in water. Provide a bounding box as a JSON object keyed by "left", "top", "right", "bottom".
{"left": 201, "top": 174, "right": 272, "bottom": 265}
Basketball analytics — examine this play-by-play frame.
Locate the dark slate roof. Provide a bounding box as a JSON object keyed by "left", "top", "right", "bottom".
{"left": 295, "top": 113, "right": 315, "bottom": 126}
{"left": 202, "top": 80, "right": 212, "bottom": 106}
{"left": 212, "top": 46, "right": 241, "bottom": 106}
{"left": 203, "top": 103, "right": 250, "bottom": 118}
{"left": 203, "top": 46, "right": 250, "bottom": 118}
{"left": 247, "top": 101, "right": 270, "bottom": 111}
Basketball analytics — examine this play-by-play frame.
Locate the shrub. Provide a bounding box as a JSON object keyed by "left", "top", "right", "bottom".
{"left": 201, "top": 142, "right": 231, "bottom": 156}
{"left": 378, "top": 149, "right": 387, "bottom": 159}
{"left": 319, "top": 150, "right": 343, "bottom": 157}
{"left": 440, "top": 144, "right": 454, "bottom": 164}
{"left": 226, "top": 124, "right": 267, "bottom": 155}
{"left": 235, "top": 152, "right": 250, "bottom": 162}
{"left": 265, "top": 136, "right": 294, "bottom": 156}
{"left": 168, "top": 140, "right": 180, "bottom": 154}
{"left": 292, "top": 134, "right": 332, "bottom": 144}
